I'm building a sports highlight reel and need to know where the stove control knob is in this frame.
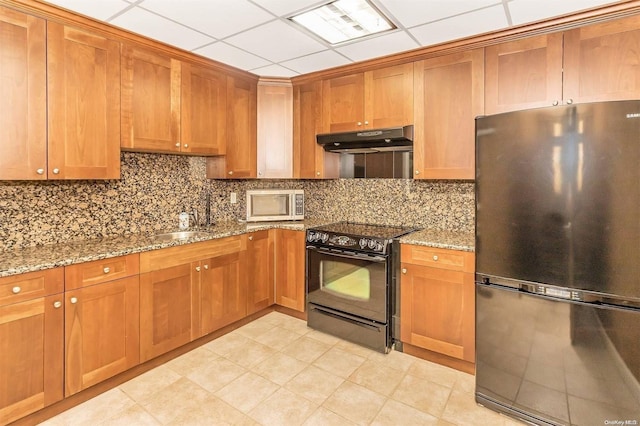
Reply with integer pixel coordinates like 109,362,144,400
375,242,384,252
359,238,367,249
321,233,329,243
307,232,314,242
368,240,376,249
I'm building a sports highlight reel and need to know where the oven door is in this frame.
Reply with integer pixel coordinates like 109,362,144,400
306,245,388,323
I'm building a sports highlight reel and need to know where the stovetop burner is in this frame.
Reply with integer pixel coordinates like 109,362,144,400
307,222,418,255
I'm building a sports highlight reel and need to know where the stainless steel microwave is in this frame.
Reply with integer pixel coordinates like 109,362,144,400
246,189,304,222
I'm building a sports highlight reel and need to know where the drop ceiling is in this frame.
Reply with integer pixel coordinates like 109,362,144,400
42,0,624,77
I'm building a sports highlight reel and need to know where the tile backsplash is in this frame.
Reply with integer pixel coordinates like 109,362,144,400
0,153,474,251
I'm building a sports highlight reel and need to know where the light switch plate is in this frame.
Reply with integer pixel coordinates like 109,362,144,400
230,192,237,204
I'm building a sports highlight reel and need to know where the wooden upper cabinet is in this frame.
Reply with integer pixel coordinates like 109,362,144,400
322,63,413,133
181,62,226,155
0,7,46,181
414,49,483,180
257,79,293,178
121,44,181,153
47,23,121,180
563,14,640,103
293,81,339,179
206,75,257,179
485,33,563,114
0,268,64,425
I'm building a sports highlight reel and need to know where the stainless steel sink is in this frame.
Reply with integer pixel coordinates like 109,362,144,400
154,231,212,241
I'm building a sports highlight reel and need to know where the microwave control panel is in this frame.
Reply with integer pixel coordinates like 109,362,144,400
295,194,304,215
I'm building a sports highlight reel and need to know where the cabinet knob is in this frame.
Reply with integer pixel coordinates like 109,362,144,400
228,171,233,175
316,171,321,176
203,264,209,270
70,297,78,304
103,267,110,274
552,100,559,106
402,268,407,274
195,266,201,272
53,301,62,309
364,120,369,125
36,168,44,175
415,170,420,175
357,122,362,126
175,142,180,147
183,144,189,148
12,286,21,294
566,99,573,105
258,171,263,176
52,168,60,174
433,255,439,261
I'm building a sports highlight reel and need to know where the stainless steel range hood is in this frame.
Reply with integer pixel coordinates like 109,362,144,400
317,125,413,153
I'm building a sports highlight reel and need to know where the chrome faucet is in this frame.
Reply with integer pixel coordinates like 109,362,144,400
189,209,199,229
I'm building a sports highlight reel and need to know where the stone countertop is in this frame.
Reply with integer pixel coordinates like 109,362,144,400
0,219,332,278
399,229,475,252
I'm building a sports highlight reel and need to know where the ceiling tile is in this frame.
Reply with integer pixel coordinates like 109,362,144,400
110,7,214,50
280,50,351,74
225,20,326,63
410,4,508,46
508,0,620,25
194,42,271,70
336,30,420,62
44,0,131,21
139,0,274,39
376,0,499,29
250,0,325,17
250,64,299,77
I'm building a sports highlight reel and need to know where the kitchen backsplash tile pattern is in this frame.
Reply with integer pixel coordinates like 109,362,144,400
0,153,474,251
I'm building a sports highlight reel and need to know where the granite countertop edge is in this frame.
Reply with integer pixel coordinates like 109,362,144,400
1,220,475,277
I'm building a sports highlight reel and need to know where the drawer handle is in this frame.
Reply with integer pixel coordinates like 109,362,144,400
53,301,62,309
12,286,21,294
433,255,438,261
103,267,110,274
402,268,407,274
70,297,78,304
203,264,209,270
248,235,253,241
195,266,201,272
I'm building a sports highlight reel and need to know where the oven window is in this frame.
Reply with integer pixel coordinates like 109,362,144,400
320,260,371,301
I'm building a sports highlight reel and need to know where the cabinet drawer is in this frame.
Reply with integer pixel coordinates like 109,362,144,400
65,254,139,290
0,268,64,306
401,244,474,273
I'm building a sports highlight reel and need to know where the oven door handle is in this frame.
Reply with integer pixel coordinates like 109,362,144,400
306,245,387,263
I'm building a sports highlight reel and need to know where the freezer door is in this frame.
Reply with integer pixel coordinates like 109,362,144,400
475,283,640,426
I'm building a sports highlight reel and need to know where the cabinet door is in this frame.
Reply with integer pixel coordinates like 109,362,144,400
0,7,46,181
47,23,120,180
246,231,274,315
485,33,563,114
564,14,640,103
400,264,475,362
121,44,180,153
275,229,305,312
257,81,293,178
198,252,246,336
140,264,193,362
293,81,339,179
0,294,64,424
364,63,413,129
322,73,365,132
414,49,483,180
181,62,226,155
64,276,139,396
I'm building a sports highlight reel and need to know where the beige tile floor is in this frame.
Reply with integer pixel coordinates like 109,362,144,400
40,312,525,426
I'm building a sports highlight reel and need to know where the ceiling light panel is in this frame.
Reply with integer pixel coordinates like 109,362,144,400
289,0,395,44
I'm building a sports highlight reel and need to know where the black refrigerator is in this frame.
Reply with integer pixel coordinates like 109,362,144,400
475,100,640,426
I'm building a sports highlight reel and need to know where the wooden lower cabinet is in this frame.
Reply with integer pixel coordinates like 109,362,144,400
0,268,64,426
400,244,475,364
139,263,195,362
196,251,247,337
64,275,140,396
246,230,274,315
274,229,306,312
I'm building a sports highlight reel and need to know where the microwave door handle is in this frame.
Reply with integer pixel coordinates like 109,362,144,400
306,245,387,263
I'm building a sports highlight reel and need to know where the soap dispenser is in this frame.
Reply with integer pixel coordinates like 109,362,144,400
179,208,189,230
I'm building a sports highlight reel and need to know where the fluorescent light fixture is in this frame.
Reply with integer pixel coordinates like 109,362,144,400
289,0,395,45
